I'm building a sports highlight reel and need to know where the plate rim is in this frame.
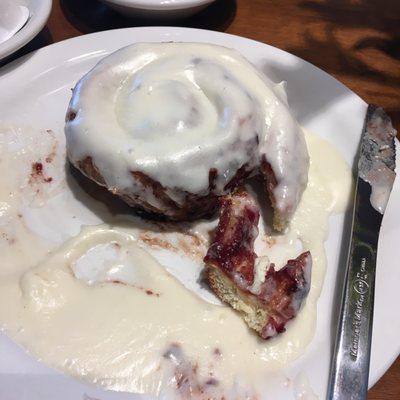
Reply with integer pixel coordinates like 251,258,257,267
0,26,366,110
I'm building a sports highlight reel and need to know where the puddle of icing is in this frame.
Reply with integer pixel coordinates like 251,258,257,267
0,123,352,398
293,372,319,400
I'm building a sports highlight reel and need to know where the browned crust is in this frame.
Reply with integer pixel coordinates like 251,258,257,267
206,266,269,334
260,157,286,231
77,156,106,186
73,152,288,227
74,156,253,221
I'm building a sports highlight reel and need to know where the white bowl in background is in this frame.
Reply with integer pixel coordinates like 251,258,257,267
0,0,52,62
99,0,218,19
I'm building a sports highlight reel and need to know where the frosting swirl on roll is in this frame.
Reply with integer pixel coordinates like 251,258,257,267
65,43,309,226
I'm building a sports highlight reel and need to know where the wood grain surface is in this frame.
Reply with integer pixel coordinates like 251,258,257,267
4,0,400,398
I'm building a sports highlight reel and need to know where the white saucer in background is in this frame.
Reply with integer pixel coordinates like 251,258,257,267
99,0,218,19
0,0,52,62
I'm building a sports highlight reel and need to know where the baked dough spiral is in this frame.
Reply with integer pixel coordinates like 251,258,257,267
65,42,309,227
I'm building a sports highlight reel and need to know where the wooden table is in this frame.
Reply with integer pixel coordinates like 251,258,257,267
8,0,400,398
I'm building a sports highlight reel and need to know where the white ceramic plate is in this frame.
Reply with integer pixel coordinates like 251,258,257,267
0,27,399,400
0,0,52,61
99,0,217,18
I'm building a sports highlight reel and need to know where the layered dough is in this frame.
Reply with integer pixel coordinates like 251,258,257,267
65,43,309,227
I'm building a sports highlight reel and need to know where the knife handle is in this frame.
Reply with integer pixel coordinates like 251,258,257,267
328,179,382,400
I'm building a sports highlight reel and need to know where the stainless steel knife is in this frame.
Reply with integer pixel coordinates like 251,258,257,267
328,105,397,400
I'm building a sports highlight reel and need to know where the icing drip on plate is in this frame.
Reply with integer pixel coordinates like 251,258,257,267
0,122,352,398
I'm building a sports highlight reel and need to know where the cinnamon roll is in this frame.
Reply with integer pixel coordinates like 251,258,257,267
65,43,309,228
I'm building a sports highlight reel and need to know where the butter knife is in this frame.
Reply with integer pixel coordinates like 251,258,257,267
328,105,397,400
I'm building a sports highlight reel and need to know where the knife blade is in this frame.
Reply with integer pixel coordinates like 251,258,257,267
327,104,397,400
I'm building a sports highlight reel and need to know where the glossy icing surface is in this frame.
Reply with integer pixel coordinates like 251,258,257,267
65,43,309,218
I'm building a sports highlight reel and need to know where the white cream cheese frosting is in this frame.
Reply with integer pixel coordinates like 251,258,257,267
65,43,309,220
